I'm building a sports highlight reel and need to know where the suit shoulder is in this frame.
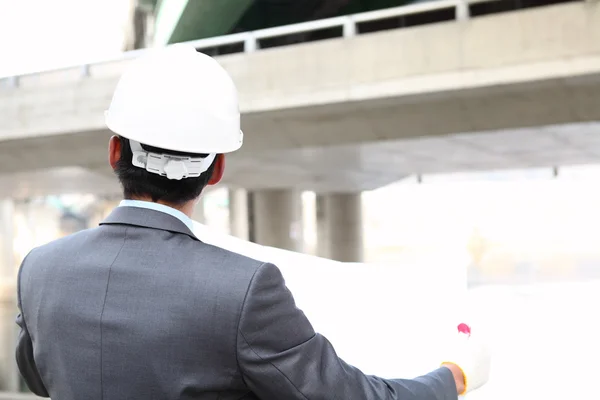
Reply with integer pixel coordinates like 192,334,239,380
25,227,104,261
193,240,266,275
189,228,274,274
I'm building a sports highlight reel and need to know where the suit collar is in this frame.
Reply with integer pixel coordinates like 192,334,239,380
100,206,199,240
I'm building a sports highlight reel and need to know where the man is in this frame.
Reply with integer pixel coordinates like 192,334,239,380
16,45,490,399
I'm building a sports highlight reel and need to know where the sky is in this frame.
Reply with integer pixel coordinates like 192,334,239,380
0,0,130,77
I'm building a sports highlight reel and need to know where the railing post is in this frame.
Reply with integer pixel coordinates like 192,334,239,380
343,16,357,38
244,34,258,53
456,0,470,21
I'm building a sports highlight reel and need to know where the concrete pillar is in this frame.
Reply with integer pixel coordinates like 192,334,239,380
0,200,15,279
193,198,205,224
316,193,364,262
0,199,19,391
315,195,329,259
228,189,249,240
251,189,303,252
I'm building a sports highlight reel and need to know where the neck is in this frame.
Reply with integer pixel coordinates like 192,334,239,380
127,197,197,219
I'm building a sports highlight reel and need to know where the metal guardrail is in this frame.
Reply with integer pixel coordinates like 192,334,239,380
0,0,496,88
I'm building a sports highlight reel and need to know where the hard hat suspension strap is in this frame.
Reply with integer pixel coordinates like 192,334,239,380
129,140,216,181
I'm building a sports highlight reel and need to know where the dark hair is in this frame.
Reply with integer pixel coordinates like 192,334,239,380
115,136,217,205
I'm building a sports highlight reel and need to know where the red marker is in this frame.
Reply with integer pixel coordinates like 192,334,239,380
458,323,471,337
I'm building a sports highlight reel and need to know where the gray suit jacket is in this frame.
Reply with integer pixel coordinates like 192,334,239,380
16,206,458,400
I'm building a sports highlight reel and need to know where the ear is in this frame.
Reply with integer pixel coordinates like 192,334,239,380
108,136,122,170
207,154,225,186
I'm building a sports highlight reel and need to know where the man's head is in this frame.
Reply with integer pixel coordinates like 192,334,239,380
108,135,224,205
103,44,243,208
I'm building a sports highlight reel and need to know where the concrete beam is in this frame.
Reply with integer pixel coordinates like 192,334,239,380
4,2,599,142
0,167,120,200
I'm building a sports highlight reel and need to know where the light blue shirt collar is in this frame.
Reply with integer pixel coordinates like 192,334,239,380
118,200,194,232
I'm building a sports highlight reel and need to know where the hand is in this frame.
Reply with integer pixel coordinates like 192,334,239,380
440,323,491,395
441,362,465,395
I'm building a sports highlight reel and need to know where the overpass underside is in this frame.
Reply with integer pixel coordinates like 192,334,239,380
0,1,599,197
153,0,424,46
153,0,254,45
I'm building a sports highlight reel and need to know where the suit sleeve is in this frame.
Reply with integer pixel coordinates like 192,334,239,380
15,256,49,398
236,262,458,400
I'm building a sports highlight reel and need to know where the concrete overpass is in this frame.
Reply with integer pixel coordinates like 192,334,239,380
1,1,599,193
0,0,599,257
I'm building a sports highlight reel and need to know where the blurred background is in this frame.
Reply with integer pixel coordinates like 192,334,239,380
0,0,599,398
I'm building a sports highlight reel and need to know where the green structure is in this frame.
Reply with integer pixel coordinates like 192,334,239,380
151,0,254,45
145,0,425,46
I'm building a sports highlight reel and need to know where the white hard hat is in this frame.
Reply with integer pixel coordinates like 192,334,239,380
105,44,243,155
